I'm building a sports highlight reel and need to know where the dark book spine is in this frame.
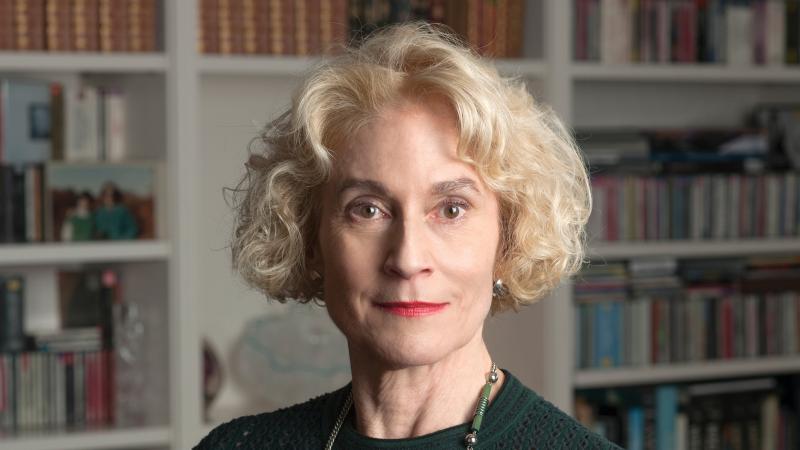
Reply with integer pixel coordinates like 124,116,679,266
788,0,799,64
64,352,74,426
0,277,26,352
11,167,26,242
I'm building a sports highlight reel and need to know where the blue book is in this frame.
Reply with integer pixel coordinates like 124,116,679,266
655,385,679,450
594,302,621,368
627,406,645,450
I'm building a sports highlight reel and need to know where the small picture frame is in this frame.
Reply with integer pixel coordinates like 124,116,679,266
45,161,163,242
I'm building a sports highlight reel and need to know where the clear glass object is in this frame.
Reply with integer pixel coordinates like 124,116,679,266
113,301,146,426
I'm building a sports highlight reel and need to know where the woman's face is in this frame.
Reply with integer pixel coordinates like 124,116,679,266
315,99,501,368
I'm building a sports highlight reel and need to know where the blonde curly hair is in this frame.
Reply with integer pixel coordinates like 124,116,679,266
230,22,591,314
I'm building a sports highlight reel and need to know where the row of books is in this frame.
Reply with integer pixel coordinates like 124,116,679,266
198,0,525,58
575,256,800,368
588,172,800,242
199,0,349,55
576,289,800,369
574,0,800,65
0,0,158,53
0,349,114,432
576,376,799,450
348,0,526,58
0,78,131,165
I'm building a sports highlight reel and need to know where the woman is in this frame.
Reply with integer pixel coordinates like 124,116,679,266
196,23,621,449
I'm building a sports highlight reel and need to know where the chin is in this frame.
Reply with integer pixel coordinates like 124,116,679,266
356,328,471,370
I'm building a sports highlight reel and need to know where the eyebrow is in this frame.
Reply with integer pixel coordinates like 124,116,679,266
336,177,481,198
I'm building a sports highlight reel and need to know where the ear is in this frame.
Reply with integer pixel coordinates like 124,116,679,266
306,239,324,276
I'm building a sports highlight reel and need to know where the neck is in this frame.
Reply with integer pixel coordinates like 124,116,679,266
347,330,505,439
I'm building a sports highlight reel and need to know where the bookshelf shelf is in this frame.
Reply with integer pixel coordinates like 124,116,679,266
574,356,800,389
571,62,800,84
0,52,169,73
0,426,172,450
0,241,171,266
199,55,547,78
588,238,800,261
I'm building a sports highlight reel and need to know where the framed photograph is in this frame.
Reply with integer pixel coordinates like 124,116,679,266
45,161,163,242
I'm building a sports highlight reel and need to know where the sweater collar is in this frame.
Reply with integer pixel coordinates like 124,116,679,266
320,368,530,448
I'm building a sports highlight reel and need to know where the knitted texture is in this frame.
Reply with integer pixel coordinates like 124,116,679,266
194,370,623,449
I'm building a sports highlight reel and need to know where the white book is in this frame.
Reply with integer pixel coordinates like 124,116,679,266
761,393,778,450
601,0,631,64
675,412,688,450
104,89,128,162
726,4,754,66
766,0,786,65
66,85,101,161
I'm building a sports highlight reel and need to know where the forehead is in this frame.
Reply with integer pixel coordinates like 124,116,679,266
329,99,475,184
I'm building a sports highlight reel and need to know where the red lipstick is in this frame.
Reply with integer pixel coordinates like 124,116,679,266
375,301,448,317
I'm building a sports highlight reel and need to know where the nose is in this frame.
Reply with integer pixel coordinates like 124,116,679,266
382,216,433,280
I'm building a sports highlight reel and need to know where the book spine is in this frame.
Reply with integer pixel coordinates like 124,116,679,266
199,0,219,53
501,0,525,58
104,89,126,162
45,0,71,51
480,0,496,56
295,0,309,56
1,277,25,352
72,0,100,52
788,0,799,64
99,0,128,52
0,0,13,49
13,0,46,51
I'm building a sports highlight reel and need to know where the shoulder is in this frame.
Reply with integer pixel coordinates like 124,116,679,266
527,395,623,449
193,389,337,450
493,372,623,449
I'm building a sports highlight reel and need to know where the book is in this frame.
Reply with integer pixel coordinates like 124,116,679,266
0,276,26,352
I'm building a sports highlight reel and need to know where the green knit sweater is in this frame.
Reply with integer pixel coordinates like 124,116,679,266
195,369,623,449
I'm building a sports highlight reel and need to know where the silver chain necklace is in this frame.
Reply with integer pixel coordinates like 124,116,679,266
324,363,499,450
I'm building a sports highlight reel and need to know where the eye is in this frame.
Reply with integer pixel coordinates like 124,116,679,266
439,200,469,220
349,202,384,220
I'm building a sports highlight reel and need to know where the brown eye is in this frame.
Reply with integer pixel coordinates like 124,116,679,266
443,205,461,219
440,200,468,220
354,204,380,218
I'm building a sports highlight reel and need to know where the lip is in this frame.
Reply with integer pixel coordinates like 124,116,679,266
374,301,449,317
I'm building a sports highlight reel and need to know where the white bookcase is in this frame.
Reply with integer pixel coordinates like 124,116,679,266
2,1,800,449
